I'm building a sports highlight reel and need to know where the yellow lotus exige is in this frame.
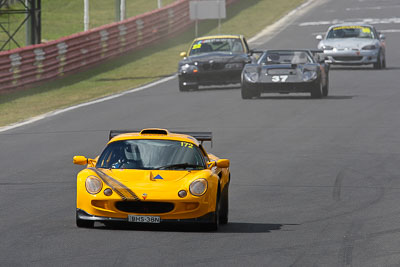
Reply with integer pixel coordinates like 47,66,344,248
73,128,230,230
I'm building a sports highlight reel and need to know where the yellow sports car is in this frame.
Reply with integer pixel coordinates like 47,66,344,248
73,128,230,230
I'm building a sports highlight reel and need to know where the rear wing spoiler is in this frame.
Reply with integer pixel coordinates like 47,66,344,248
310,49,328,62
249,50,264,55
310,49,324,55
109,129,213,145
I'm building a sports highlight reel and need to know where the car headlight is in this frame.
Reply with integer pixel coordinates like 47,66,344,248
302,70,317,82
180,64,198,73
322,45,333,50
243,69,259,83
225,63,243,69
362,45,377,50
189,179,208,196
85,176,103,194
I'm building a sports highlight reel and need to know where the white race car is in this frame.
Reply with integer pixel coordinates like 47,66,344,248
316,23,386,69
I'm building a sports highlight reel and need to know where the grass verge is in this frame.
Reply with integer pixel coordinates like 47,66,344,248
0,0,176,49
0,0,305,127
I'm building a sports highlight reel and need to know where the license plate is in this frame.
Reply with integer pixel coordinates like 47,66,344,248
128,215,161,224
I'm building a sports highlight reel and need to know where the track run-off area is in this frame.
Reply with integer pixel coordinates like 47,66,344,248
1,0,400,265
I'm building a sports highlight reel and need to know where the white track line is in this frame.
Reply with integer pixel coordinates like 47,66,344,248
0,75,176,133
249,0,323,44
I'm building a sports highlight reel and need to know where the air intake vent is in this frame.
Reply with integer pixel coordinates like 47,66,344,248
140,128,169,135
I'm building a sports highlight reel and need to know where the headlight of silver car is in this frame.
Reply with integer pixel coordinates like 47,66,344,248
302,70,317,82
243,69,259,83
362,45,377,50
225,63,243,69
189,178,208,196
85,176,103,194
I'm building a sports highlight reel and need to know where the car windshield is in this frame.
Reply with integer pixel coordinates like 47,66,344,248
327,26,375,39
262,51,312,65
96,139,206,170
189,38,244,55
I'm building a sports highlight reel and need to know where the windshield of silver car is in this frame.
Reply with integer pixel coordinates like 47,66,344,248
327,26,375,39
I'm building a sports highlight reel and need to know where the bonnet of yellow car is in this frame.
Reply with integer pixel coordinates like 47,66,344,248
97,168,211,184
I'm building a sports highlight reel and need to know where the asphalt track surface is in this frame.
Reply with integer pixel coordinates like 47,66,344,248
1,0,400,266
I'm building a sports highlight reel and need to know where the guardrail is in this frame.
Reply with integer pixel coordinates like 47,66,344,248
0,0,240,93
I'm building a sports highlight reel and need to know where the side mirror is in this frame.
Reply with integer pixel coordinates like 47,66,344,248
180,52,187,57
316,35,323,40
379,34,386,40
216,159,230,168
73,155,88,165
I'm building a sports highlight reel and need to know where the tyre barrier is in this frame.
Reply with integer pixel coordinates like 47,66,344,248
0,0,240,93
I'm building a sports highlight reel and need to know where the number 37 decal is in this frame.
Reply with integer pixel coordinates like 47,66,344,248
271,75,288,82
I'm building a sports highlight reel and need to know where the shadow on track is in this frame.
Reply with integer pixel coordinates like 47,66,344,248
329,66,400,71
253,95,354,100
94,221,296,233
199,85,241,91
96,75,173,81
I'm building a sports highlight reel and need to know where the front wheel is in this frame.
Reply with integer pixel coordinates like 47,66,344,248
179,77,189,92
76,218,94,228
241,82,260,99
219,189,229,225
311,81,323,99
203,198,220,231
373,51,384,69
322,75,329,97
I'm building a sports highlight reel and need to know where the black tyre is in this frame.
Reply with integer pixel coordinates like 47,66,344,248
203,197,220,231
311,81,323,99
219,189,229,225
382,54,386,69
76,218,94,228
241,82,260,99
178,78,189,92
322,75,329,97
373,52,383,69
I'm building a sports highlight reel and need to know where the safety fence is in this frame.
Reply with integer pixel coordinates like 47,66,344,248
0,0,240,93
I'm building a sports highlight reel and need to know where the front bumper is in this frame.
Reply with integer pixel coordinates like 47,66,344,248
77,209,215,224
179,69,242,86
323,50,379,65
244,80,319,94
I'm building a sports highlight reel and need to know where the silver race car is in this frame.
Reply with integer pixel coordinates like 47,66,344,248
241,50,329,99
316,23,386,69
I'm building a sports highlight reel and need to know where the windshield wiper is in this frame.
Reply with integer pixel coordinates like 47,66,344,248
155,163,203,170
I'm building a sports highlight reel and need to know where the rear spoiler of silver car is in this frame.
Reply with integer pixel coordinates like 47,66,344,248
109,129,212,145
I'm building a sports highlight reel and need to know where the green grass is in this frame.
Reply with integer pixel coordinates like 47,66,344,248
0,0,176,48
0,0,305,127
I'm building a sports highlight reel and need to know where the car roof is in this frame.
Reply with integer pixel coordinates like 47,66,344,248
109,129,201,146
328,23,375,29
193,35,242,42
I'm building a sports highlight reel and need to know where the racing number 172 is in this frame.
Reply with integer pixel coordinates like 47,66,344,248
181,142,193,149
